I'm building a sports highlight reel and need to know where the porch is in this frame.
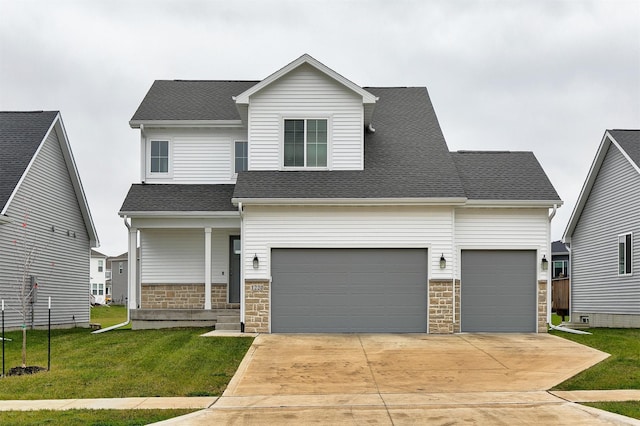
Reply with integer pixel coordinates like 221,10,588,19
131,308,240,330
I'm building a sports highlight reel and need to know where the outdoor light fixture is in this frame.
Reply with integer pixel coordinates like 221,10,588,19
439,254,446,269
253,254,259,269
541,255,549,271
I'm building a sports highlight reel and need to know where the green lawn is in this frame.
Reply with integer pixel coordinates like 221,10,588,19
90,304,129,329
550,328,640,390
551,328,640,420
0,409,195,426
0,327,253,399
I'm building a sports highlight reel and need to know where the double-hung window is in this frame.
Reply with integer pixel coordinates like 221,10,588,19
98,260,103,272
235,141,248,173
284,119,327,168
618,233,633,275
150,140,169,173
552,260,568,278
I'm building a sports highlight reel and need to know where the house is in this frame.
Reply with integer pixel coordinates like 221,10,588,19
90,249,107,304
563,130,639,328
551,240,570,279
120,54,561,333
0,111,99,329
105,249,139,305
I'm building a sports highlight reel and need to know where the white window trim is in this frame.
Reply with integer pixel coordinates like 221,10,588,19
280,116,332,170
146,138,173,178
618,232,633,276
233,140,249,176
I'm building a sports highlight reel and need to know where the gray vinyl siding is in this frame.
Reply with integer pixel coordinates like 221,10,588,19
0,128,90,328
572,143,640,315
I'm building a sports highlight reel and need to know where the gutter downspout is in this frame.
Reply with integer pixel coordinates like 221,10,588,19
92,215,132,334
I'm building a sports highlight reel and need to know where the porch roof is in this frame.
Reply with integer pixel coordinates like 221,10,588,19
119,184,236,214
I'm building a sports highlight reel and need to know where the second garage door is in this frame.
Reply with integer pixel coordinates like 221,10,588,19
461,250,537,332
271,248,428,333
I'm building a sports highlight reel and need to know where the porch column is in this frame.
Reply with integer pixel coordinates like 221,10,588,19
204,228,212,310
128,227,138,310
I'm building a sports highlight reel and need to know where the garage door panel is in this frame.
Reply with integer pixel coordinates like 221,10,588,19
271,248,427,333
461,250,536,333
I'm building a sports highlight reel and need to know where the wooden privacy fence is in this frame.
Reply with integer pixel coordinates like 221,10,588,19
552,278,570,320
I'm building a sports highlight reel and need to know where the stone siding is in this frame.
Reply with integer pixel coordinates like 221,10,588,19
211,284,240,310
538,280,548,333
244,279,270,333
141,284,204,309
428,280,460,334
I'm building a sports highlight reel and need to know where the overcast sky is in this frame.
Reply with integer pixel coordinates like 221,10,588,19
1,0,638,256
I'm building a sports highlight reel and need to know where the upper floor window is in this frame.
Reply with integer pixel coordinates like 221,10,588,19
618,233,633,275
118,262,123,274
284,119,327,168
235,141,248,173
552,260,567,278
98,260,103,272
150,140,169,173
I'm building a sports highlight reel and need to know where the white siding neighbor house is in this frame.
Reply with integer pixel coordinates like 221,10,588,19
0,111,99,329
90,249,108,305
564,130,640,328
120,54,562,333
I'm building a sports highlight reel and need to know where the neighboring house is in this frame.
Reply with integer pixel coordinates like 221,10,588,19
0,111,99,329
551,240,570,279
564,129,640,328
90,249,107,304
106,249,139,305
120,54,561,333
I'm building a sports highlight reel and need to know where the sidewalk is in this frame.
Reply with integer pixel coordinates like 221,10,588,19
0,397,217,411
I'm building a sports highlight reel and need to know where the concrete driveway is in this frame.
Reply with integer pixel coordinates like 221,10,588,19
156,333,639,425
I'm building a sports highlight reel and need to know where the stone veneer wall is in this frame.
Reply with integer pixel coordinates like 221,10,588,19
141,284,204,309
244,279,270,332
428,280,461,334
141,283,240,310
538,280,548,333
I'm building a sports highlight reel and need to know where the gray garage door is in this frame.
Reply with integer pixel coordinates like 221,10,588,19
271,248,428,333
461,250,537,332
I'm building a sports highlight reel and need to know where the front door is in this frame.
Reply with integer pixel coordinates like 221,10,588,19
229,236,241,304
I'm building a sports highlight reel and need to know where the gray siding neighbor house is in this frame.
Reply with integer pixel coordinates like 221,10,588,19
106,249,139,305
121,55,561,333
0,111,99,329
564,130,640,327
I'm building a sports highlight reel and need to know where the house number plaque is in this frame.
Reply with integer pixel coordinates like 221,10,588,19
251,284,264,291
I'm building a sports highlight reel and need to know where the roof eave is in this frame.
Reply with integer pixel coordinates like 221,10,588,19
231,197,468,206
129,120,244,129
464,199,563,208
119,210,240,218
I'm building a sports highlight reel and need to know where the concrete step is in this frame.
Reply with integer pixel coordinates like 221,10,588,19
215,322,242,331
559,322,591,330
217,314,241,323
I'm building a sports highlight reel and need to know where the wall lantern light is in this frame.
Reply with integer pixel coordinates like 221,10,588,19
439,254,446,269
253,254,259,269
541,255,549,271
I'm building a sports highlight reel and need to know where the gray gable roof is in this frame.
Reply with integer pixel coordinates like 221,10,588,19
0,111,59,211
120,184,236,213
130,80,258,122
450,151,561,201
233,87,467,200
552,240,569,255
609,129,640,169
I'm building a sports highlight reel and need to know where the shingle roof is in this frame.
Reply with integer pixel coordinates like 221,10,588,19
552,240,569,254
120,184,236,213
0,111,58,211
233,87,467,200
130,80,258,122
609,129,640,169
450,151,561,201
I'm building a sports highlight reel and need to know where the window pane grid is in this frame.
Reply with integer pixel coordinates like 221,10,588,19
150,140,169,173
284,119,327,168
235,141,248,172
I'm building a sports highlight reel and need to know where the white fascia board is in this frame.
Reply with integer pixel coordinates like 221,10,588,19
118,210,240,218
234,54,378,105
129,120,244,129
463,199,564,208
563,131,612,242
231,197,468,206
54,115,100,248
